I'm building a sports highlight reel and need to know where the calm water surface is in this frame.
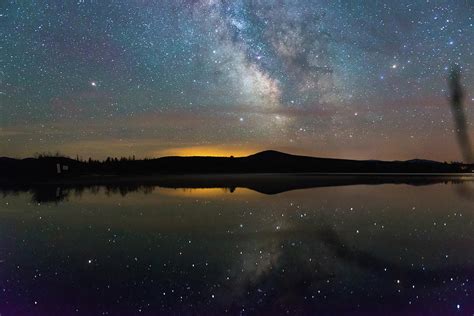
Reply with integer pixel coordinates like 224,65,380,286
1,181,474,315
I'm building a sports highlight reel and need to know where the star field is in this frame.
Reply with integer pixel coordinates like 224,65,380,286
1,0,473,160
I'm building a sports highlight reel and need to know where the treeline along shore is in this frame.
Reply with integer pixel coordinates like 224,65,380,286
1,150,473,182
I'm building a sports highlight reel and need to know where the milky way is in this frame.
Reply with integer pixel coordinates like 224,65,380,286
1,1,473,160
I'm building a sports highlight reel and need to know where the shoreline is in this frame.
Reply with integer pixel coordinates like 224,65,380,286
2,172,474,184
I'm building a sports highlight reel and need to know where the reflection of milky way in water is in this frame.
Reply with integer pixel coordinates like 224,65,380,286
1,183,474,315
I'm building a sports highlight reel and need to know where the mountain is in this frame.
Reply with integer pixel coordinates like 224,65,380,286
0,150,472,181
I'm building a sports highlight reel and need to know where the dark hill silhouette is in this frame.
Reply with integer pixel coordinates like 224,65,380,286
1,150,473,181
248,150,294,158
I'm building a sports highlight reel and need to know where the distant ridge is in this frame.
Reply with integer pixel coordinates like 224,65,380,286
405,159,442,164
248,150,295,158
0,150,473,181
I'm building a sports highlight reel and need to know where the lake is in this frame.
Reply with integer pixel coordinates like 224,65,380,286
1,177,473,315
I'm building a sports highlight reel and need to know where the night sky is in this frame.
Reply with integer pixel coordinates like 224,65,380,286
1,1,473,161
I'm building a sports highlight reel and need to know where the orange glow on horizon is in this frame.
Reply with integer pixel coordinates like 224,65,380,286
155,146,258,158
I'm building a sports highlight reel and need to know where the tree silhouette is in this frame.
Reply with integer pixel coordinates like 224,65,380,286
449,65,473,163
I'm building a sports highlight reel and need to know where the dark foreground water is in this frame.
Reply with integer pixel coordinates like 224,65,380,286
1,178,474,315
